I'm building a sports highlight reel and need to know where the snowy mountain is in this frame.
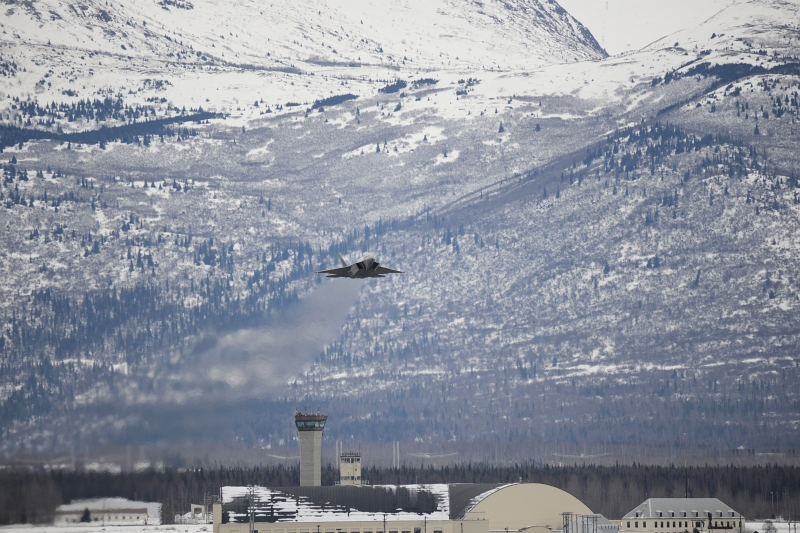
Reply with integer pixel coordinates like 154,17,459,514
0,0,604,118
1,0,799,465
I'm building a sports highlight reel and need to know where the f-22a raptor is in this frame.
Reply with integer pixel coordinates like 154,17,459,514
317,252,404,279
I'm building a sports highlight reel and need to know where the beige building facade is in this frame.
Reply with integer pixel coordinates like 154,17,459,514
55,508,148,525
338,452,363,486
616,498,744,533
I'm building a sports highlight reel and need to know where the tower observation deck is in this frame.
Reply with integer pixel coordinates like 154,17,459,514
294,412,327,487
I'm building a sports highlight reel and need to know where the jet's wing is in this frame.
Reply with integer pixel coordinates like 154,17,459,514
316,266,351,277
374,265,404,275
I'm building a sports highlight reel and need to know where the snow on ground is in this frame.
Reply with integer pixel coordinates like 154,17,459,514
645,0,800,57
747,523,799,533
222,484,451,523
0,520,795,533
0,526,208,533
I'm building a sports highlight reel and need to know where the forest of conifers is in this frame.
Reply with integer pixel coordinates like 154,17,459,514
1,464,798,526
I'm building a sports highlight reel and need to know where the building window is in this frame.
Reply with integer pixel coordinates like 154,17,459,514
635,523,639,528
628,523,631,528
644,523,647,528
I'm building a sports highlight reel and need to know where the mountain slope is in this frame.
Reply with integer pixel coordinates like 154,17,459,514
0,0,605,103
1,0,799,463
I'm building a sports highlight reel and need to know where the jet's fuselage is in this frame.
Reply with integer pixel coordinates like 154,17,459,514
316,252,403,279
347,254,377,278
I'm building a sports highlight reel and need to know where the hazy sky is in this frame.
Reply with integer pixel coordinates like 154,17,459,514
557,0,737,55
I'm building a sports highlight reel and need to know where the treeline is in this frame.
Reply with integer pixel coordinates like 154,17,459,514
0,110,218,151
0,262,299,428
577,122,799,212
2,464,798,525
654,61,800,95
13,96,158,126
312,93,357,110
0,53,18,77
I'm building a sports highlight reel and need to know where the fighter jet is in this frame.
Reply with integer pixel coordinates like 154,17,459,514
316,252,404,279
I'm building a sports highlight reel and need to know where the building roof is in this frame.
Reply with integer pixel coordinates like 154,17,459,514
221,483,592,528
622,499,742,520
221,484,507,524
448,484,506,520
56,508,148,515
465,483,593,532
56,498,160,517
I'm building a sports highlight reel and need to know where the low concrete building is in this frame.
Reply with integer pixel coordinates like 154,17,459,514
564,514,620,533
617,499,744,533
213,483,598,533
54,497,160,525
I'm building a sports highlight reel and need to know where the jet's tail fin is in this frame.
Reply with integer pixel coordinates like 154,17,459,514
338,253,349,267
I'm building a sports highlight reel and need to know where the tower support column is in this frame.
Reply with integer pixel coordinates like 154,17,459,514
294,412,327,487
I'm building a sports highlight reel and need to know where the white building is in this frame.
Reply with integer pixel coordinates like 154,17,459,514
53,498,161,525
338,452,363,486
617,498,744,533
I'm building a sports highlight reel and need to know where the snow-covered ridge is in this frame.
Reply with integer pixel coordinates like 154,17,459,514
645,0,800,58
0,0,604,71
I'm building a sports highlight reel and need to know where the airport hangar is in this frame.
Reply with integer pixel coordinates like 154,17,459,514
212,413,616,533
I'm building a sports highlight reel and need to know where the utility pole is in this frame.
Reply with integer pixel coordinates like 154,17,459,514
248,485,255,533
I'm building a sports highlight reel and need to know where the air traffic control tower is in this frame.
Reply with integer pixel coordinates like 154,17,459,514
294,411,327,486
